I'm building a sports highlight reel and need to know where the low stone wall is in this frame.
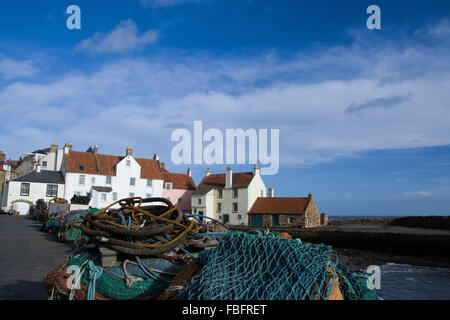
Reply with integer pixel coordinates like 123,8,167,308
388,216,450,230
231,225,450,262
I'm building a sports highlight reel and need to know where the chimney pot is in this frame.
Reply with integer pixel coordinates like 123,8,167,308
269,188,274,198
153,153,159,161
93,145,98,154
225,167,233,189
126,146,133,156
205,168,211,177
187,167,192,177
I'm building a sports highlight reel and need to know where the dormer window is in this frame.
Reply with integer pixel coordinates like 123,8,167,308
79,164,84,171
218,189,223,199
126,160,131,167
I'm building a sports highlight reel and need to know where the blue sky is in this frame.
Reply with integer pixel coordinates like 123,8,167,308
1,0,450,215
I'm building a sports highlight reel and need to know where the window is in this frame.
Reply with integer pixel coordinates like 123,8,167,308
79,164,84,171
126,160,131,167
237,215,242,220
112,192,118,201
261,190,264,197
20,183,30,196
42,161,47,167
46,184,58,197
147,179,152,187
101,193,107,202
194,208,197,214
146,194,152,199
166,182,173,190
79,175,85,185
218,189,223,199
106,176,111,184
233,188,238,198
129,192,135,197
289,217,295,224
178,198,182,205
91,177,96,185
232,202,238,213
130,178,136,186
198,198,201,205
217,203,222,213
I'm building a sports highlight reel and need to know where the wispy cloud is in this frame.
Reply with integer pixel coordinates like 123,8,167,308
345,94,410,114
1,18,450,168
401,190,432,197
76,20,158,54
0,54,39,80
139,0,206,8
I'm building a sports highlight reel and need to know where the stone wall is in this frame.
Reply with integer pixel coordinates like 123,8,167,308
304,196,321,228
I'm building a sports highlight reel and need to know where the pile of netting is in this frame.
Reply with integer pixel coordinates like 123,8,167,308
43,248,189,300
177,232,378,300
57,208,99,243
41,210,67,233
44,197,228,300
79,197,200,256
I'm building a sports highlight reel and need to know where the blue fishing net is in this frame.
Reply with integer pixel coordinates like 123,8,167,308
180,232,377,300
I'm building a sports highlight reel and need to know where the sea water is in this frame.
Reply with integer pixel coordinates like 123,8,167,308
375,263,450,300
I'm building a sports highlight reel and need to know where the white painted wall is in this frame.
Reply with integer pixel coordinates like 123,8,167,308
2,180,65,214
63,155,164,207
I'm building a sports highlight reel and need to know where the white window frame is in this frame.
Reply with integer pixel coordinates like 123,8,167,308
232,202,238,213
126,160,131,167
130,177,136,186
106,176,112,185
147,179,152,187
79,175,85,186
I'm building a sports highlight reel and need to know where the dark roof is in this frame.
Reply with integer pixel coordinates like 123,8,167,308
192,186,214,196
92,186,113,193
248,197,311,215
13,170,65,184
198,172,254,188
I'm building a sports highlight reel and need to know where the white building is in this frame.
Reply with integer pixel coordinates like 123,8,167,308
61,144,164,208
191,165,267,225
1,166,65,215
14,142,64,178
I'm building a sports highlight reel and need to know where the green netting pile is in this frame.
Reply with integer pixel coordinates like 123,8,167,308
59,208,99,243
179,232,378,300
61,249,187,300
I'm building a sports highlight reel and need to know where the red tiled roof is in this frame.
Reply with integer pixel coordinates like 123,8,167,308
162,170,196,191
248,197,310,215
198,172,254,188
65,151,163,179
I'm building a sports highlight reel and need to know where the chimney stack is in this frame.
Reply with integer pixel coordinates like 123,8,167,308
93,145,98,154
205,168,211,177
64,142,72,154
50,142,58,153
225,166,232,189
269,188,274,198
153,153,159,161
36,165,41,173
126,146,133,156
187,167,192,177
253,164,260,176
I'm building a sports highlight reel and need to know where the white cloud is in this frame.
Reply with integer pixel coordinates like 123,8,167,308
139,0,205,7
1,19,450,169
76,20,158,54
0,55,38,80
401,190,432,197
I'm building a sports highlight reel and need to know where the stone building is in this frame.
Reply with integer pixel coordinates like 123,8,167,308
248,193,323,228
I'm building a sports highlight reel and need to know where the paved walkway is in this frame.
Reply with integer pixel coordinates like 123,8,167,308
0,215,71,300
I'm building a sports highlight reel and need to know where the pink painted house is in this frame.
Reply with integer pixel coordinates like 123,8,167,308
161,167,196,213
